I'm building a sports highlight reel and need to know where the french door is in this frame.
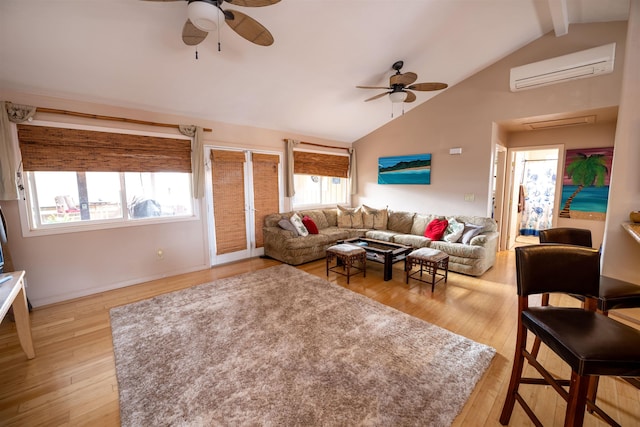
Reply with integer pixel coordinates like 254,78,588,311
206,148,282,265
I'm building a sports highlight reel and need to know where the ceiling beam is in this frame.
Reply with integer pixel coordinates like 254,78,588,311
548,0,569,36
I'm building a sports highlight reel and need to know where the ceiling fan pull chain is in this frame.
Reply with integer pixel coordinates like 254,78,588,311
217,7,222,52
195,47,199,60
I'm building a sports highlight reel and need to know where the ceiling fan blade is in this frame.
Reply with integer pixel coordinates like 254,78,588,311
356,86,392,90
404,91,417,103
225,0,281,6
224,9,274,46
390,72,417,86
182,19,208,46
364,92,390,102
407,82,448,91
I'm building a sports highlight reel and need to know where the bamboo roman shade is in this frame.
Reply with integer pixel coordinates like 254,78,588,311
251,153,280,249
17,124,191,172
293,151,349,178
210,150,247,255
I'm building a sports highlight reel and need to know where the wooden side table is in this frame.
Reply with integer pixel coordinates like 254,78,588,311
405,248,449,292
0,271,35,359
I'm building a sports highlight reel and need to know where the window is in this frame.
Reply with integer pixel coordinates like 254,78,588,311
26,171,193,228
17,123,194,232
291,150,350,208
292,175,348,207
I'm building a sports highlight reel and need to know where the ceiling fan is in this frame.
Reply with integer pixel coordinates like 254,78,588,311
142,0,280,47
357,61,448,103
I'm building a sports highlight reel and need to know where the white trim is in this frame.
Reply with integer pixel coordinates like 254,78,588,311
503,144,564,250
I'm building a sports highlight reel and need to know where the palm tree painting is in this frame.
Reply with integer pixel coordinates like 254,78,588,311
559,147,613,220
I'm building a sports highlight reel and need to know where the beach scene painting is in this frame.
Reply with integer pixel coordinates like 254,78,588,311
559,147,613,221
378,153,431,185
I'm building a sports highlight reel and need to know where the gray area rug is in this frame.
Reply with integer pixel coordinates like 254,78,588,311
110,264,495,426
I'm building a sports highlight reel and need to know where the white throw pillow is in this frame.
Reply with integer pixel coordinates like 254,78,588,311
443,218,464,243
290,213,309,237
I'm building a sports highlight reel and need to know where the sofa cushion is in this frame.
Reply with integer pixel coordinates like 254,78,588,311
318,227,350,242
392,234,431,248
387,210,415,234
290,213,309,237
337,205,364,228
302,216,319,234
365,230,397,242
443,218,464,243
362,205,388,230
410,214,435,236
300,209,329,229
323,209,338,227
424,218,449,241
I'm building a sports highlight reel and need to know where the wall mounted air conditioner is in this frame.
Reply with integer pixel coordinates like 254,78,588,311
510,43,615,91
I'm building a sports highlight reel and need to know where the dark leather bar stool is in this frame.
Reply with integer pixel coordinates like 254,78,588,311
536,227,640,405
539,227,592,247
500,245,640,427
537,227,640,318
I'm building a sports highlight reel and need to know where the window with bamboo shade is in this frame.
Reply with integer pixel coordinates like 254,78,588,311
292,150,349,207
16,124,194,232
17,125,191,173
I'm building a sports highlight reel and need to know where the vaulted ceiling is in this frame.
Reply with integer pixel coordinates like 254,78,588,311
0,0,630,142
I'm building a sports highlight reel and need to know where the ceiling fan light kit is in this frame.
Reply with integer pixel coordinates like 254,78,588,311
357,60,448,105
142,0,279,48
187,1,219,32
389,91,407,103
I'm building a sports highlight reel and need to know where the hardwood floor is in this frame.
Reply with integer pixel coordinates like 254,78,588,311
1,251,638,426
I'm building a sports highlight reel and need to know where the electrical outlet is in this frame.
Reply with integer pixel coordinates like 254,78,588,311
464,193,475,202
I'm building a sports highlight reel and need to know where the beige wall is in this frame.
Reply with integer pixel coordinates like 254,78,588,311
354,18,639,284
602,1,640,283
0,92,348,306
505,122,617,249
353,22,626,218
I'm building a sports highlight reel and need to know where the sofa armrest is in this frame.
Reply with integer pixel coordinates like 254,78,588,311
470,231,499,248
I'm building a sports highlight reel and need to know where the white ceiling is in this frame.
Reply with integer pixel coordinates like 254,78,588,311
0,0,630,143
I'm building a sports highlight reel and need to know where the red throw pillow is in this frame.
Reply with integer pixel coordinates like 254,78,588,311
302,215,319,234
424,218,449,240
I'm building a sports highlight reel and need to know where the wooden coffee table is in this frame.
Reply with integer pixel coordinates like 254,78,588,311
338,237,412,281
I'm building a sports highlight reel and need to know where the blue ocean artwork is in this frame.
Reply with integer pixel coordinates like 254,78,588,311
378,154,431,185
560,185,609,213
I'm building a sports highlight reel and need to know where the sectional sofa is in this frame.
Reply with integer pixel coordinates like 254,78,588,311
263,206,499,276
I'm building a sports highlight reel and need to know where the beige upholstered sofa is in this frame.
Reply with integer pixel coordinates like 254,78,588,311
263,206,499,276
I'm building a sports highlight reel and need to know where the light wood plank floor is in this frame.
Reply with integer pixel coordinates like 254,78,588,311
1,251,638,426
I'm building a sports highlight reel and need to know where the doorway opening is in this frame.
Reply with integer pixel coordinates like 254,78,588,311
504,146,563,250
